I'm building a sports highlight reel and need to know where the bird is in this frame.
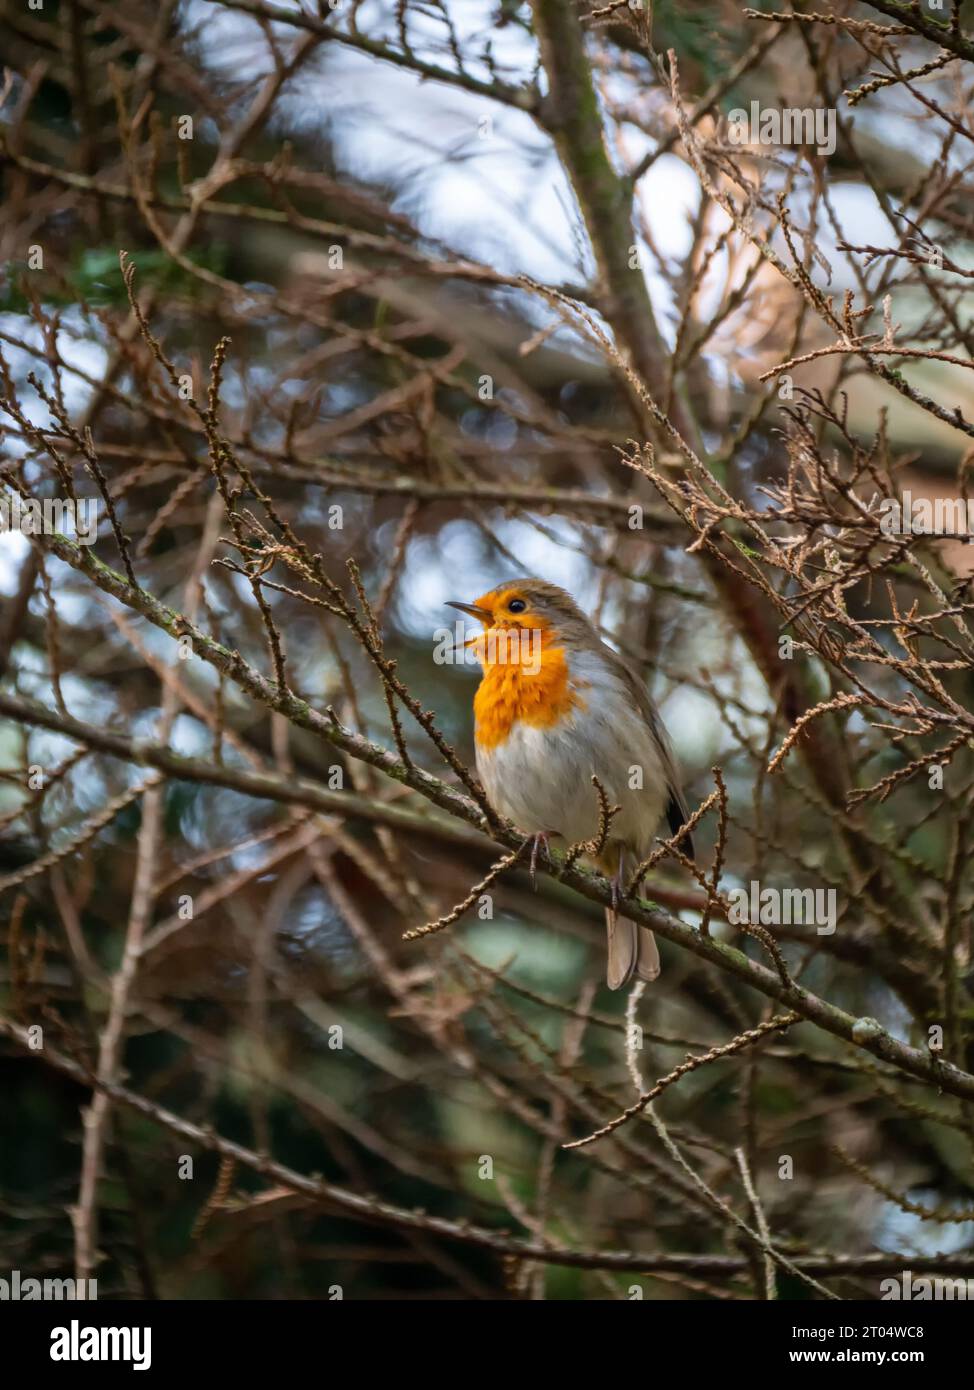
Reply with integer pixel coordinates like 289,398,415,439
446,578,693,990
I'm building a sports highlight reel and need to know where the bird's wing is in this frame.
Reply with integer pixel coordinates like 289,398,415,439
599,640,695,858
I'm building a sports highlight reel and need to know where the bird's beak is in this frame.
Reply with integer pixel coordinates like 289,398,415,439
445,600,491,622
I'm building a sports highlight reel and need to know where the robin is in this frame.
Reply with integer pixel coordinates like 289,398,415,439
447,578,693,990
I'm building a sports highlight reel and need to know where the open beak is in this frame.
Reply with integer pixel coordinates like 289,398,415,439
445,600,491,622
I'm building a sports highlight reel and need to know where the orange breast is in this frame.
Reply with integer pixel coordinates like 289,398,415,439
473,641,583,750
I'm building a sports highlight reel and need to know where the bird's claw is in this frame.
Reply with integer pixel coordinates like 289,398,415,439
526,831,551,890
609,857,626,913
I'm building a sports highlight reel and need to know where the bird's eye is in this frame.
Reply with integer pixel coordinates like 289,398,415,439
508,598,526,613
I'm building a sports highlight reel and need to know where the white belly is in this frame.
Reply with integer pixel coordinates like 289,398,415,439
475,656,668,855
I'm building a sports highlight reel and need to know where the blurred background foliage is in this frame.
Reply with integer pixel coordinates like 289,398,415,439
1,0,974,1300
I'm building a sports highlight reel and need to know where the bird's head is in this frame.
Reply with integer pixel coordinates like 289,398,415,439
446,578,594,663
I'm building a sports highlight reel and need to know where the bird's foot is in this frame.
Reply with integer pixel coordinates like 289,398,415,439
524,831,552,890
609,852,631,914
609,860,624,914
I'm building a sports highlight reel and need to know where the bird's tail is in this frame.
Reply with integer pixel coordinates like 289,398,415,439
605,908,660,990
600,842,660,990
